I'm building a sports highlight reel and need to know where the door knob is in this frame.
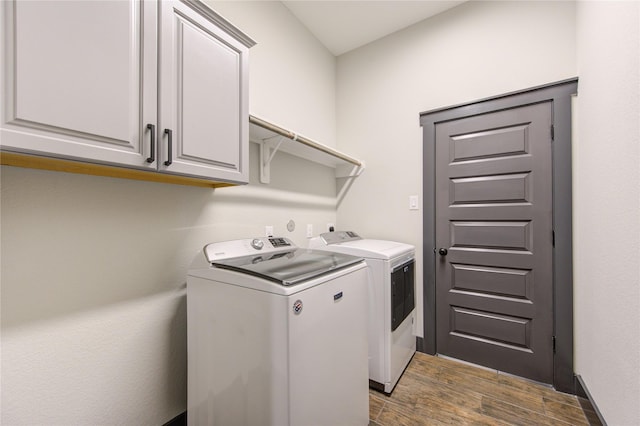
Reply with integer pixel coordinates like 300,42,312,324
438,248,448,256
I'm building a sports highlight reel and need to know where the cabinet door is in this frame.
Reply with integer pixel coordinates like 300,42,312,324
158,1,249,183
0,0,157,168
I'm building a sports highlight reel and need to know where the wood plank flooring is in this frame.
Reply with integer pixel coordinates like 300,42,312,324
369,352,590,425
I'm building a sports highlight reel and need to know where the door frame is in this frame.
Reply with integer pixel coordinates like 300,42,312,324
419,78,578,393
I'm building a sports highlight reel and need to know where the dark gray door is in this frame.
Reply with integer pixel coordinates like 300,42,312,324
435,102,554,384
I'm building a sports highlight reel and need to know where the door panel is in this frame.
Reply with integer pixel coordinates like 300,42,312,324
450,307,531,349
180,16,239,165
449,125,529,162
451,264,531,299
435,102,553,384
450,173,531,204
451,221,532,251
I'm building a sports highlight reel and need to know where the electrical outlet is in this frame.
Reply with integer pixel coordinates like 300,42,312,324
265,225,274,237
327,223,335,232
306,224,313,238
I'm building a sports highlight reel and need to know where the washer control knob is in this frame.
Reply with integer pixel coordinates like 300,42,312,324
251,238,264,250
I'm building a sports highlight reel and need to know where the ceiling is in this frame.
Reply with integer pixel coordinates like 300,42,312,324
282,1,466,56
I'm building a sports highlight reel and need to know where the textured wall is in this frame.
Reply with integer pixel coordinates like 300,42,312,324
574,1,640,424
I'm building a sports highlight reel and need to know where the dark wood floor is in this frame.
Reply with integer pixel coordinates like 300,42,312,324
369,352,590,425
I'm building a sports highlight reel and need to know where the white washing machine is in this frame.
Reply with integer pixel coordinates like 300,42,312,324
187,237,369,426
309,231,416,394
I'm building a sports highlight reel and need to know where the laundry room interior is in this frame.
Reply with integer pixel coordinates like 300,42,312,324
1,1,638,425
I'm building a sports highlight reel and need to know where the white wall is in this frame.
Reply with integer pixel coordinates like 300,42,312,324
574,1,640,424
0,2,338,424
208,0,337,147
335,0,577,337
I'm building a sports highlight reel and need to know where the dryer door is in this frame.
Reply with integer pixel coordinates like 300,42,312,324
391,259,415,331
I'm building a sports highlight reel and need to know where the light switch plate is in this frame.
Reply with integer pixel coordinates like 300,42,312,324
409,195,419,210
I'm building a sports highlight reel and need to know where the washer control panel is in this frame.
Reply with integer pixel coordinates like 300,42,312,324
251,238,265,250
268,237,291,247
204,237,295,262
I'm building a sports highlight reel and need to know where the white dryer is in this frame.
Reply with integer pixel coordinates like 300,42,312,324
309,231,416,394
187,237,369,425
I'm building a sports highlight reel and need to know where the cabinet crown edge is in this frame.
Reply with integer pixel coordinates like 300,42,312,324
185,0,256,48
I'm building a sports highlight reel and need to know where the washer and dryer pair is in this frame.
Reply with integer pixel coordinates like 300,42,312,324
309,230,416,394
186,231,416,425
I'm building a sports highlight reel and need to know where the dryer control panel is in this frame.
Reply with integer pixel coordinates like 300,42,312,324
319,231,361,245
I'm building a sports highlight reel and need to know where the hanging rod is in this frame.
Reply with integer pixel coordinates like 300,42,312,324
249,115,363,167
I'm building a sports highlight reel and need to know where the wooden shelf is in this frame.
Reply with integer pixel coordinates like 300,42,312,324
248,115,365,183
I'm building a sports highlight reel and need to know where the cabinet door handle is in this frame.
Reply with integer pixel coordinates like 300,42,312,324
164,128,172,166
145,123,155,163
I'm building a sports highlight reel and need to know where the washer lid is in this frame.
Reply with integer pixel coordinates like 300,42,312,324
211,249,363,286
310,232,414,259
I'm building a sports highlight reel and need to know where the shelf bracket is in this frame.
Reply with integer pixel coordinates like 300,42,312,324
336,163,365,206
259,136,285,184
335,163,365,179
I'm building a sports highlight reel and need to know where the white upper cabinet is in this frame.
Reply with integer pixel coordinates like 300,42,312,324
0,0,253,184
0,0,154,167
157,1,251,182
